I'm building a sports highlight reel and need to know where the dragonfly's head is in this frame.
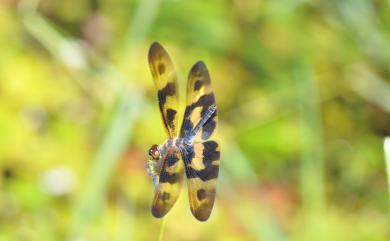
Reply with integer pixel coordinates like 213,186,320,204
148,144,161,161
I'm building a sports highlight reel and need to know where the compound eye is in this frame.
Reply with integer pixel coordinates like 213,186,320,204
148,144,160,160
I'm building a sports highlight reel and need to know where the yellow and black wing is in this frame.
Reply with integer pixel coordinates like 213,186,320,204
180,61,220,221
151,146,184,218
148,42,180,138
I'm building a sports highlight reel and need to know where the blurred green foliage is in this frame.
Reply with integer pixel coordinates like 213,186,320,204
0,0,390,240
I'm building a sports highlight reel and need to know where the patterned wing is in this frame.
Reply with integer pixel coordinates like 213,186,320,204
180,61,218,142
148,42,180,138
151,146,184,218
181,141,220,221
180,61,220,221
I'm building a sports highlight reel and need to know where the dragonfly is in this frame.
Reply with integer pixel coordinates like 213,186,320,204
145,42,220,221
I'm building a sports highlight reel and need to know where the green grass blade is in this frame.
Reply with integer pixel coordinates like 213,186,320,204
70,89,143,239
294,63,326,241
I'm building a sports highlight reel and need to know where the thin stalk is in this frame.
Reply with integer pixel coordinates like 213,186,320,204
294,63,326,241
157,217,167,241
295,64,325,211
384,137,390,211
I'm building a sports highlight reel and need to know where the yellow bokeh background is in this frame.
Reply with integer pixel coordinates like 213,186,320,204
0,0,390,240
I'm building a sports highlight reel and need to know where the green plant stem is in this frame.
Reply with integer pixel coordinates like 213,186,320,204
157,217,167,241
384,137,390,211
294,63,325,241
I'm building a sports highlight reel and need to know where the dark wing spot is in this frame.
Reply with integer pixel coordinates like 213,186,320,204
157,82,176,106
192,163,219,181
148,42,163,61
151,206,165,218
181,144,218,181
159,169,179,184
183,93,214,118
183,105,193,119
191,61,211,85
158,63,165,75
203,141,220,163
166,109,177,129
161,192,170,201
194,80,203,91
197,93,215,109
167,153,180,166
202,118,216,140
197,189,207,201
180,145,195,177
